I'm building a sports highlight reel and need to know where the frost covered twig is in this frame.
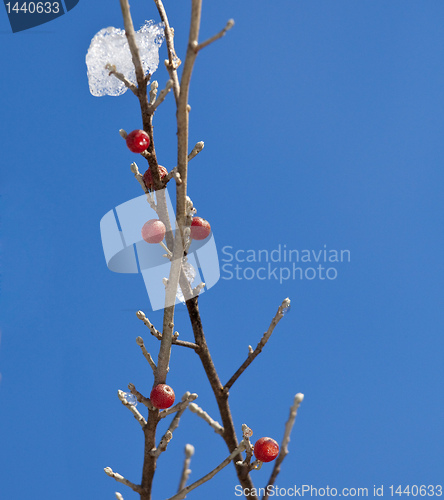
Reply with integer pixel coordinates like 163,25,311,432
135,337,157,373
177,444,195,493
118,390,147,427
196,19,235,52
167,440,247,500
262,393,304,499
188,402,224,435
104,467,142,494
223,298,291,392
160,391,198,418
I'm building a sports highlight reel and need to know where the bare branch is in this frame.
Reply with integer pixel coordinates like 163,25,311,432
136,310,162,340
104,467,142,494
105,64,138,94
135,337,157,373
188,402,224,435
150,430,173,458
128,382,155,410
164,141,205,185
119,0,146,89
177,444,195,492
153,0,181,102
149,80,158,103
196,19,235,52
130,162,149,194
167,441,247,500
159,392,198,418
223,298,291,392
151,79,173,111
188,141,204,161
263,393,305,499
118,390,147,427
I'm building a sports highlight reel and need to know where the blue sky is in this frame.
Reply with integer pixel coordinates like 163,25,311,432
1,1,443,499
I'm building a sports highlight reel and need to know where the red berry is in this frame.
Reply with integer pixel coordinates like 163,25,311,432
143,165,168,191
150,384,175,409
126,129,150,153
253,437,280,463
141,219,166,244
190,217,211,240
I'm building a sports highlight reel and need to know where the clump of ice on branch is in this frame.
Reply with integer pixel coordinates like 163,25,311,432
86,20,165,96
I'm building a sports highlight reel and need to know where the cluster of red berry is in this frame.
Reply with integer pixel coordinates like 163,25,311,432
128,129,279,464
141,216,211,244
150,383,279,462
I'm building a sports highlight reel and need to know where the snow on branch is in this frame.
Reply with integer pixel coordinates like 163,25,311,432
224,298,291,392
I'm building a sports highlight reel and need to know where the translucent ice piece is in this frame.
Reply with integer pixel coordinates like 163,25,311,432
176,260,196,303
86,20,164,97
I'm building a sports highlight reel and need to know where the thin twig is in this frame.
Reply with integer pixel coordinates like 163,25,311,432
153,0,181,102
151,79,173,111
262,393,304,500
159,392,198,418
164,141,205,184
105,64,138,94
196,19,235,52
177,444,195,492
118,390,147,427
223,298,291,392
128,382,155,410
150,430,173,458
135,337,157,373
136,310,162,339
166,441,247,500
119,0,146,89
104,467,142,494
188,402,224,435
149,81,158,103
130,162,149,194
